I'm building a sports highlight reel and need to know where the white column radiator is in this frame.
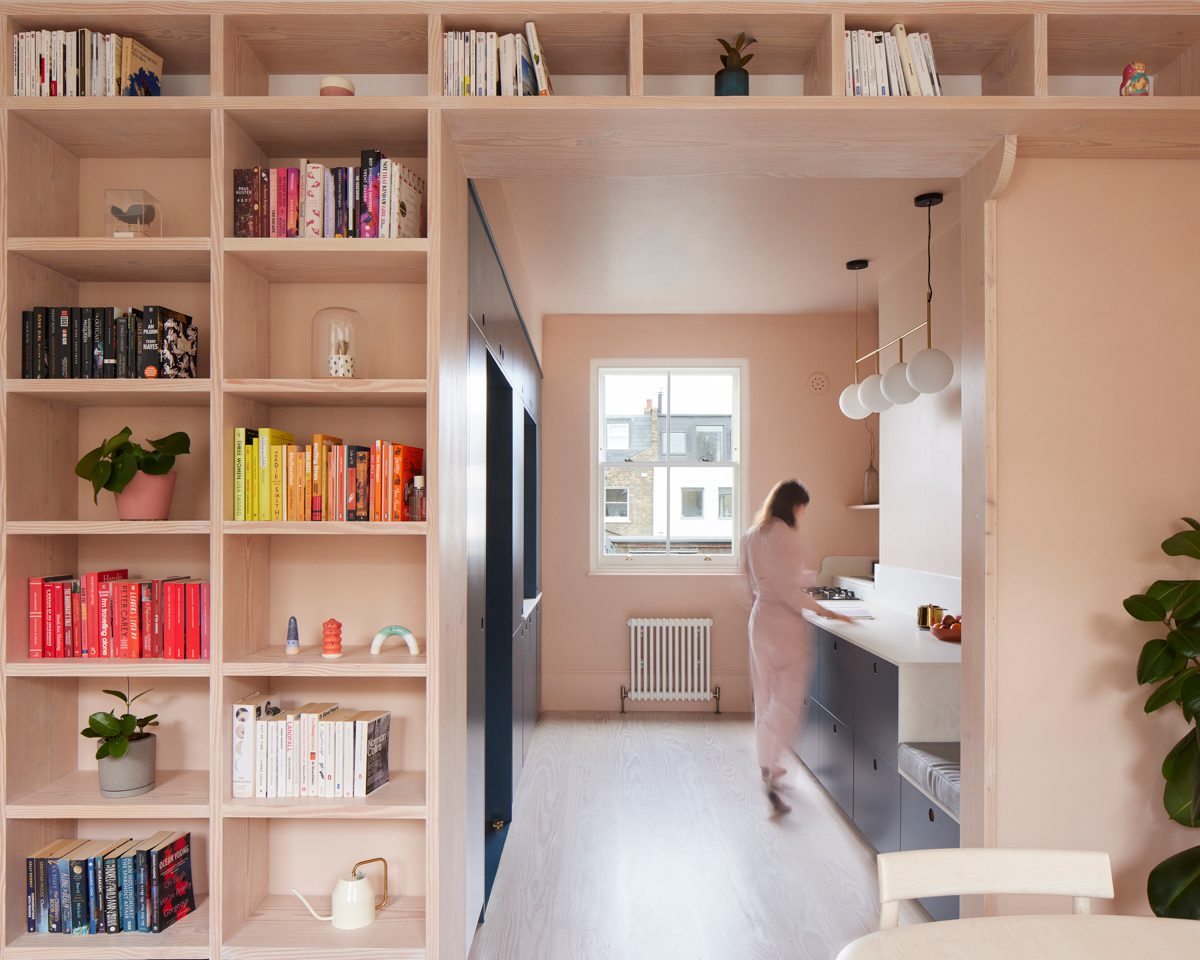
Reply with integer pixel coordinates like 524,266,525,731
621,618,720,714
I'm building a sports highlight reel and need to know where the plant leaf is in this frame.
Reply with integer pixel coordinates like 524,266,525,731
1147,668,1199,713
1150,580,1189,611
139,454,175,476
107,736,129,759
1164,531,1200,560
100,427,133,457
735,31,745,49
1194,752,1200,825
1184,518,1200,531
1148,844,1200,918
80,728,100,738
740,53,754,68
1174,582,1200,621
95,741,110,760
119,713,137,737
720,54,728,67
107,449,138,493
1138,639,1184,685
139,713,158,724
102,689,128,703
717,38,733,55
88,711,121,737
90,459,112,504
1125,594,1167,622
1168,629,1200,659
148,431,190,457
75,448,103,480
1183,678,1200,721
1164,728,1198,780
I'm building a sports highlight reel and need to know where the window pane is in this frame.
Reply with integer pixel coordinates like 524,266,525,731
668,372,734,461
668,467,735,555
718,487,733,519
669,432,686,455
602,465,666,554
602,372,665,462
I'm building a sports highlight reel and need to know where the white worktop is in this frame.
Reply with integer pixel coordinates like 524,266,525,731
804,601,962,667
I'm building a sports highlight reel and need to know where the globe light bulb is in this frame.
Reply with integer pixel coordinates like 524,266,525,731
906,347,954,394
839,383,870,420
881,361,920,404
858,373,893,413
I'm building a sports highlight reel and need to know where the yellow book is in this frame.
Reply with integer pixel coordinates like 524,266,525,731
248,438,258,521
270,444,284,521
258,429,295,523
304,445,313,521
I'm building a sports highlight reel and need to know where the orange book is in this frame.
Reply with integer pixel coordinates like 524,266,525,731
370,441,381,521
391,445,424,521
304,445,313,520
311,434,342,521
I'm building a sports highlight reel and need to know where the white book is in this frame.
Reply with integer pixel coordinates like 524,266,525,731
316,716,328,796
884,34,903,96
266,719,278,798
277,719,287,797
50,30,59,96
379,158,390,239
855,31,868,96
487,32,497,96
13,33,19,97
476,31,484,96
341,712,360,799
323,168,334,238
442,32,447,94
890,24,921,97
82,29,91,96
525,21,551,95
872,33,888,96
105,35,113,96
843,30,852,96
400,165,421,239
320,709,358,796
863,31,876,96
908,32,935,96
333,718,344,797
232,693,269,799
66,31,75,96
37,30,47,96
285,711,301,797
389,161,400,238
304,162,323,238
255,718,268,796
354,715,369,797
921,33,942,95
499,34,514,96
468,29,475,96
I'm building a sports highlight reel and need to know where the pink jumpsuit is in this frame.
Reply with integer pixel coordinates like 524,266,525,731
737,518,818,788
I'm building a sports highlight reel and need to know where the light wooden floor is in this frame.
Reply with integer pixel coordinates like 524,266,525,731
469,711,927,960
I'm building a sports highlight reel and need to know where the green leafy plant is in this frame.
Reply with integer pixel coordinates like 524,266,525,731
717,32,756,71
80,686,158,760
1126,516,1200,918
74,427,190,504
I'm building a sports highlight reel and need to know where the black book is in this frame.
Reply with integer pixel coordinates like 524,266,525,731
115,313,127,379
151,832,195,933
102,308,116,378
140,306,163,379
331,167,343,237
69,307,81,378
80,308,94,379
53,308,71,379
129,308,143,378
22,310,33,379
352,166,361,238
32,306,47,379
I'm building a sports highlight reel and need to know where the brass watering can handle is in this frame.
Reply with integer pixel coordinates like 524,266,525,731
353,858,387,909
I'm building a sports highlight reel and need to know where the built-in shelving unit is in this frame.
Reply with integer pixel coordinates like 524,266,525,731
0,3,1191,958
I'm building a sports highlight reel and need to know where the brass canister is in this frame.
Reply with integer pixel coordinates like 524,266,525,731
917,604,944,628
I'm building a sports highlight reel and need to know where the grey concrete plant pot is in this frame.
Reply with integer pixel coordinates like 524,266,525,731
97,733,157,798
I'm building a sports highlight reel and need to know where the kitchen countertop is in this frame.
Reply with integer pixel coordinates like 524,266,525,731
803,601,962,668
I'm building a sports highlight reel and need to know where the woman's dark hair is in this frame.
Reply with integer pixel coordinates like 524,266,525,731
754,479,811,529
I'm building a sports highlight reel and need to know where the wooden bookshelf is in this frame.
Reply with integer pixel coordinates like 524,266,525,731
0,3,1193,959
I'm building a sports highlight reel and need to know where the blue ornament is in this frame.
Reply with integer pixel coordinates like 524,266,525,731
286,616,300,655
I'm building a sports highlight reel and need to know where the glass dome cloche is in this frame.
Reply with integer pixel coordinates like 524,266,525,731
311,306,368,379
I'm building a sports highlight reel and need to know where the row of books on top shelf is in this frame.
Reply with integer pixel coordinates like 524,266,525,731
235,429,425,522
232,694,392,799
442,22,551,96
25,832,195,936
233,154,426,240
845,25,943,97
28,571,210,660
13,29,163,97
20,306,198,381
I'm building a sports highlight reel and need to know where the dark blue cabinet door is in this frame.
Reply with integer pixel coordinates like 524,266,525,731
818,629,855,726
899,776,961,920
852,736,901,854
817,705,854,816
795,693,819,773
853,645,899,762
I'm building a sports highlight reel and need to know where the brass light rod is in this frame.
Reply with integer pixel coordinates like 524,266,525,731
855,319,928,366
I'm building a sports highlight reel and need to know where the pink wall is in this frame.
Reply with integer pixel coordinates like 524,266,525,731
541,314,879,712
878,220,962,578
994,159,1200,914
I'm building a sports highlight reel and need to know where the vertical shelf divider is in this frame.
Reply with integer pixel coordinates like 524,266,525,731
806,12,844,96
983,13,1048,97
628,13,644,96
429,13,445,97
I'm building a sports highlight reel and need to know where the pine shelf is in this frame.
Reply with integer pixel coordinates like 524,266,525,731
222,771,426,819
2,896,210,960
5,769,210,820
4,379,213,407
223,379,427,408
223,238,427,283
4,658,212,678
223,646,427,677
221,895,425,960
5,237,212,282
848,504,880,510
221,521,426,536
7,100,213,158
5,521,211,535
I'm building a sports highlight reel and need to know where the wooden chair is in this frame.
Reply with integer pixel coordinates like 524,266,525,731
876,848,1114,929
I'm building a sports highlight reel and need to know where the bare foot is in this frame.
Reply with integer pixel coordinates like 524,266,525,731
768,790,792,815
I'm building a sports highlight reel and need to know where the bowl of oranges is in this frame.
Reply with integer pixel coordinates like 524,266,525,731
930,615,962,643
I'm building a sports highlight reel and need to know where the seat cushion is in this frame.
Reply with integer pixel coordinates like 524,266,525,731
898,741,960,820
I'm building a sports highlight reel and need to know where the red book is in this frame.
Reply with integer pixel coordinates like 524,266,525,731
286,168,299,237
98,582,112,657
200,582,211,660
175,583,188,659
69,581,82,657
84,573,97,657
276,168,286,237
51,582,66,658
114,583,130,657
151,580,164,658
28,577,44,658
128,582,143,659
141,583,154,658
166,582,188,660
185,582,201,659
163,582,177,660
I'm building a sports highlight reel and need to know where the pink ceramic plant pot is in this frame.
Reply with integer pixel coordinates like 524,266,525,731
113,470,177,521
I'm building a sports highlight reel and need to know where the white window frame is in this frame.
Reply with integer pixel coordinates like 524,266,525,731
606,422,630,451
718,486,734,519
590,359,748,575
604,485,630,523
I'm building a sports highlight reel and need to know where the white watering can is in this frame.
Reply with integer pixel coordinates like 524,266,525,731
292,858,387,929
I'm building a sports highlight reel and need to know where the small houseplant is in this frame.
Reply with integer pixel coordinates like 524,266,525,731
81,685,159,798
715,32,755,96
1125,516,1200,918
75,426,189,520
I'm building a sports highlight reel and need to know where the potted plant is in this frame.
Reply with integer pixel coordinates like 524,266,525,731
1125,516,1200,918
715,32,756,96
81,686,159,798
74,426,190,520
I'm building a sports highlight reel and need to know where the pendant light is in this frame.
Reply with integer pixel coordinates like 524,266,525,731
858,353,893,414
906,192,955,394
880,336,920,404
838,260,871,420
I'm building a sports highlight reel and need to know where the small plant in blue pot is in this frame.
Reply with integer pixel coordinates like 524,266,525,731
716,33,756,96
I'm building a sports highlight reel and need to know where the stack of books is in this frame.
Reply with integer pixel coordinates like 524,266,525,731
233,151,425,239
21,305,198,381
25,832,195,935
234,430,424,523
231,695,392,800
28,570,210,661
442,22,551,96
13,31,162,97
845,24,942,97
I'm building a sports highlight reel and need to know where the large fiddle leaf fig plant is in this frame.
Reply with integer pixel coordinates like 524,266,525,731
1126,517,1200,918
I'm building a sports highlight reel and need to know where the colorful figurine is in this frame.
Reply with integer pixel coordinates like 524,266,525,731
286,616,300,655
322,618,343,659
1120,62,1150,97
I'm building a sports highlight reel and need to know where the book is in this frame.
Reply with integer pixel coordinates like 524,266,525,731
268,167,278,237
393,445,424,521
151,832,195,932
27,840,71,932
234,168,255,237
287,167,300,237
525,22,553,95
355,709,391,796
47,840,86,932
257,428,295,523
133,831,173,931
323,166,335,238
921,33,942,96
379,157,391,239
121,37,162,95
200,581,211,659
185,580,201,659
234,427,258,521
304,162,324,237
359,150,381,237
907,30,935,96
266,717,279,797
276,167,287,237
516,33,537,96
68,841,107,934
28,576,44,657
